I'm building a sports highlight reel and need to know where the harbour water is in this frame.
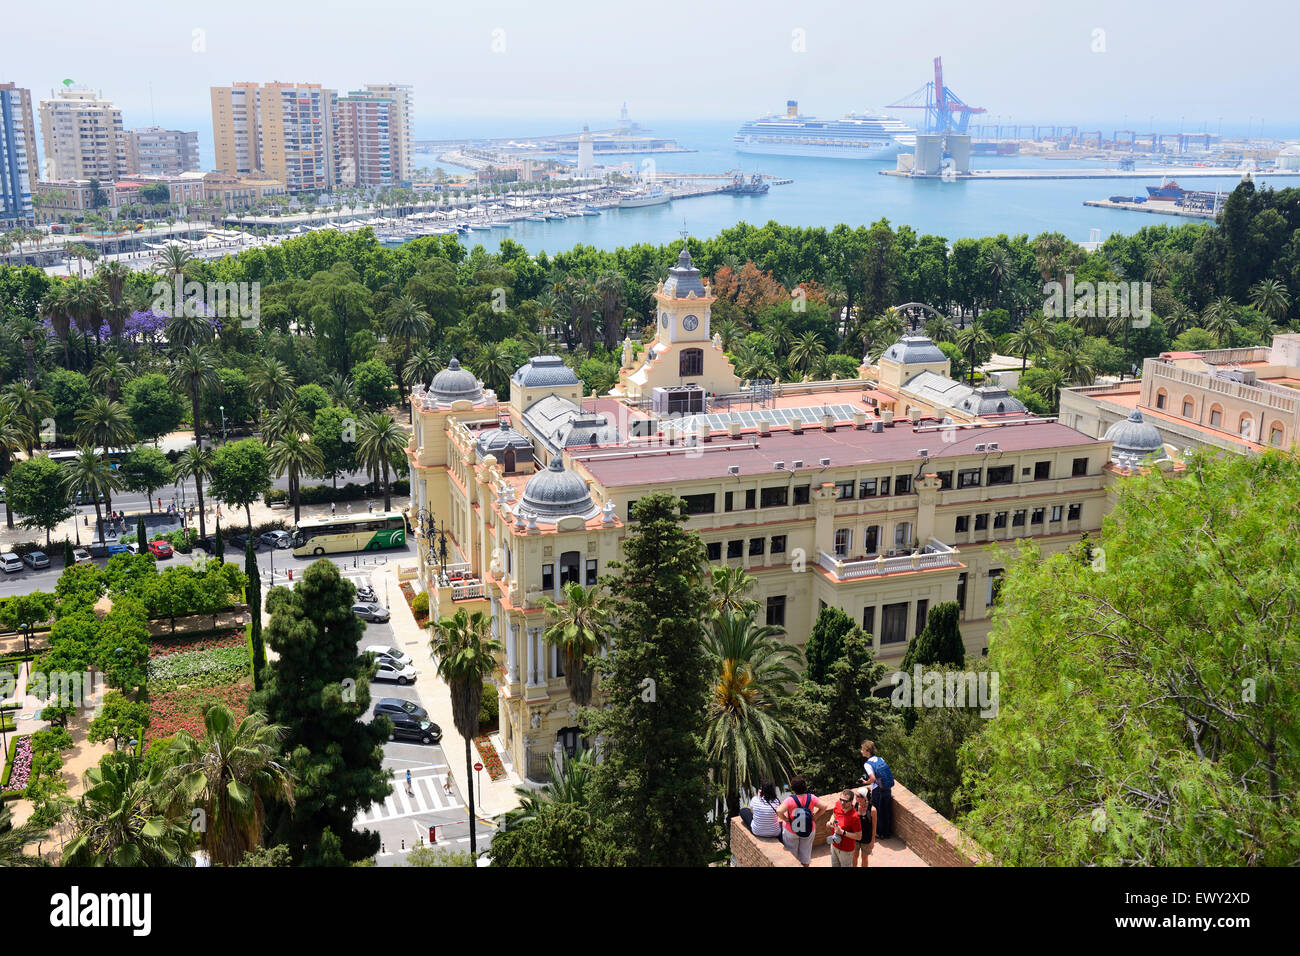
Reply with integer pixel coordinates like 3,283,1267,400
411,119,1285,254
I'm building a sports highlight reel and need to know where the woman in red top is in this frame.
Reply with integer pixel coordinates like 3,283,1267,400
775,775,827,867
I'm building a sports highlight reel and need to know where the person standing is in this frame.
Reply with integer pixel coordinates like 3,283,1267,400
860,739,895,839
775,775,823,867
331,501,336,516
829,790,863,868
852,786,878,866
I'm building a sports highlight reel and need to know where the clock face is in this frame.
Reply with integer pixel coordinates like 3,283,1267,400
660,312,668,329
682,314,699,332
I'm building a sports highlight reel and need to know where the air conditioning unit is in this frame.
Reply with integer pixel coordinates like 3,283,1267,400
988,442,999,451
792,459,804,469
871,421,884,434
773,461,785,470
917,448,929,458
727,465,740,476
974,443,986,452
819,457,831,467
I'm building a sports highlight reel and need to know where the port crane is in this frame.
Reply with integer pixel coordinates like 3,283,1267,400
886,57,987,134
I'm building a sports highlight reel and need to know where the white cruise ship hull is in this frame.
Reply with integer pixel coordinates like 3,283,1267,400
734,137,911,160
617,192,672,208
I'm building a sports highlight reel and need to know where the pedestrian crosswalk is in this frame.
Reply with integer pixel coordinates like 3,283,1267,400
355,774,462,825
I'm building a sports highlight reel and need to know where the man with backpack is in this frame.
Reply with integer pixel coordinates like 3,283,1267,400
860,740,895,839
775,775,825,866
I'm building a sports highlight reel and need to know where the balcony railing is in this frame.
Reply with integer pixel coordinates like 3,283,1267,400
819,538,960,580
451,580,485,601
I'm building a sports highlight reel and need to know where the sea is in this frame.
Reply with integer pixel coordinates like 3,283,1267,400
406,118,1287,255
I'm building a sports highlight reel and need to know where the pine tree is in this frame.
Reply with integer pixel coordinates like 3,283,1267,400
583,493,715,866
245,539,265,689
805,605,854,683
249,560,390,865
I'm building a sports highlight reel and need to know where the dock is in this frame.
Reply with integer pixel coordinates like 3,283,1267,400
880,166,1300,181
1082,199,1218,219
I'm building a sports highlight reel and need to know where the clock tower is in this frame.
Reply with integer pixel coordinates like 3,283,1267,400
653,246,714,345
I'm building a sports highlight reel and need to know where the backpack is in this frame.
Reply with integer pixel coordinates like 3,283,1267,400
790,793,815,837
868,755,895,788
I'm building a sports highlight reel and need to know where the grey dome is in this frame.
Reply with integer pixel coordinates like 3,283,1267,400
881,334,948,366
474,426,533,457
517,456,598,522
429,358,483,404
1104,408,1167,467
661,247,706,299
955,386,1027,416
512,355,580,389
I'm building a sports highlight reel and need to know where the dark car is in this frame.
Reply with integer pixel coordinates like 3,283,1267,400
373,697,428,721
385,712,442,745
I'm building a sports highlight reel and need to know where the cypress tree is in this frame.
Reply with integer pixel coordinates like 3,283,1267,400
584,493,714,866
63,539,75,567
136,516,147,551
246,539,265,689
805,605,854,684
214,518,225,563
901,601,965,671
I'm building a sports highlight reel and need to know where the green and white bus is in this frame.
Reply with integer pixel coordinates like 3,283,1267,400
291,511,409,556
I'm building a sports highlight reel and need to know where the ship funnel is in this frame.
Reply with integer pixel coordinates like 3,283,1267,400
786,100,798,118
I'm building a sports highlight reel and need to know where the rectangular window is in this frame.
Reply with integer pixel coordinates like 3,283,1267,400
835,480,855,500
760,486,788,508
585,559,598,585
682,493,715,515
1031,508,1045,525
834,528,851,556
958,469,982,489
1067,503,1082,521
915,599,929,638
770,535,787,555
765,595,786,628
859,478,877,498
626,499,638,521
745,489,757,510
893,522,912,551
706,541,722,561
936,471,953,490
1210,409,1222,427
1034,460,1051,480
894,474,911,494
955,515,969,534
793,485,810,505
880,476,891,496
987,569,1004,607
727,539,743,559
862,605,875,636
749,537,765,556
1050,505,1063,522
1072,457,1088,477
864,526,879,554
974,513,989,531
1156,392,1167,410
994,511,1008,529
1012,509,1026,527
541,564,554,591
724,491,734,512
986,465,1014,485
956,572,967,614
880,602,908,644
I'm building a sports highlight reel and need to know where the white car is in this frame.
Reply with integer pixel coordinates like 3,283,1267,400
365,644,413,668
373,659,416,685
73,548,93,565
1,552,23,573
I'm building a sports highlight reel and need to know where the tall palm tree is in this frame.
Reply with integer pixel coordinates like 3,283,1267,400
40,283,74,369
956,320,994,385
570,281,601,352
97,260,132,345
594,271,627,350
74,397,135,451
162,704,294,867
924,313,959,344
89,350,132,400
709,565,759,619
355,412,408,511
385,295,431,407
163,308,213,353
430,608,503,856
540,581,613,708
1200,296,1239,347
261,399,311,447
155,242,195,288
761,314,796,358
712,317,744,352
0,803,48,866
1166,302,1197,337
473,342,514,395
1008,314,1054,371
66,277,107,369
3,382,53,457
984,246,1013,313
169,344,221,448
1053,343,1096,386
324,371,354,407
1031,366,1067,412
704,611,803,818
173,444,215,541
62,447,121,549
247,356,296,413
1248,278,1290,328
788,331,827,378
0,402,25,530
267,432,324,524
731,343,779,381
63,753,192,867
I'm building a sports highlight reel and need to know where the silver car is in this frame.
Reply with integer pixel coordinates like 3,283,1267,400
22,551,50,570
352,602,391,623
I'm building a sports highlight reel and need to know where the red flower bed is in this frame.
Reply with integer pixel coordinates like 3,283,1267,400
473,735,506,781
150,628,247,658
146,681,253,745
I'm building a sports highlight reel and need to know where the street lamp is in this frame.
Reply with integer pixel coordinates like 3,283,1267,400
219,405,227,444
415,506,449,580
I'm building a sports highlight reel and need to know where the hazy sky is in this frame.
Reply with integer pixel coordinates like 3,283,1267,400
8,0,1298,137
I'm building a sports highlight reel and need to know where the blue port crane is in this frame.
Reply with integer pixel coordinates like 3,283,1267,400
886,57,988,134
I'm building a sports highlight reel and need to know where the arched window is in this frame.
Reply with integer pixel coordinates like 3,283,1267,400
1181,397,1194,418
1269,422,1285,447
1239,415,1254,439
1155,389,1167,410
1209,404,1223,427
680,348,703,377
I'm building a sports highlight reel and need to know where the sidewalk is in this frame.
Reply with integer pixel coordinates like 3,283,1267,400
369,559,522,819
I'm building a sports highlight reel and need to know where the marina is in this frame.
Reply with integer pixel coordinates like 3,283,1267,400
1081,198,1219,219
881,165,1300,181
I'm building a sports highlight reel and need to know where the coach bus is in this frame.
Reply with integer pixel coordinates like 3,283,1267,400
290,511,409,556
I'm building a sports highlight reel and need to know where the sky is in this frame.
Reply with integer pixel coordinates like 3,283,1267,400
8,0,1299,142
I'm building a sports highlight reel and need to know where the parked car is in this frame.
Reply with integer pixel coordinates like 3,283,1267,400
373,698,427,720
373,658,416,685
365,644,413,668
72,548,92,565
21,551,49,570
352,602,390,623
385,713,442,745
105,542,130,557
1,552,23,573
259,530,292,549
228,533,256,551
148,540,173,559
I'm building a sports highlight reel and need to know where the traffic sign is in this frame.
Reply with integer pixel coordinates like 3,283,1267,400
473,762,483,772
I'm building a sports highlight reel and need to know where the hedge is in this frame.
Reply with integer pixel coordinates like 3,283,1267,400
477,682,499,731
264,479,411,507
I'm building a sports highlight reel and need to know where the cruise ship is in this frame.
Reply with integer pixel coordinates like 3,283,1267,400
734,100,917,160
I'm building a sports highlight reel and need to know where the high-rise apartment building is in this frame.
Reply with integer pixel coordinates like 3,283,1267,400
210,82,336,193
125,126,199,175
363,83,413,183
38,86,127,181
0,83,35,226
336,91,394,187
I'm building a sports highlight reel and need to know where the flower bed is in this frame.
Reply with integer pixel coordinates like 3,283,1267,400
147,645,251,693
146,681,253,745
1,735,33,793
473,735,506,781
149,629,247,658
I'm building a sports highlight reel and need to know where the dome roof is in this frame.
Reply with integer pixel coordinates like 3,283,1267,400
429,358,483,404
881,334,947,366
517,456,598,522
955,386,1027,416
1104,408,1167,467
474,426,533,457
661,247,707,299
512,355,580,389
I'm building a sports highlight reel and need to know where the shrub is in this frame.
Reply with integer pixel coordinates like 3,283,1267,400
165,528,198,553
477,683,499,730
411,591,429,617
264,488,289,507
146,645,251,693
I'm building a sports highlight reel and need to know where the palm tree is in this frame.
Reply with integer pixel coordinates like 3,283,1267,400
956,320,994,385
594,271,627,349
430,608,503,856
984,245,1013,313
40,284,74,369
63,754,192,867
74,397,135,451
173,445,215,541
473,342,515,395
0,802,48,866
66,277,106,369
169,344,221,448
571,282,601,352
704,611,803,818
155,242,195,287
1166,302,1197,337
162,704,294,867
712,317,744,352
324,371,354,407
761,314,796,358
1249,278,1290,328
355,412,408,511
709,565,759,618
247,356,296,413
540,581,613,708
1201,296,1239,347
731,343,778,381
267,432,324,523
788,331,827,378
3,382,53,457
163,308,213,353
1053,343,1096,386
0,401,25,530
261,399,311,447
62,447,121,549
1008,314,1054,371
499,749,595,833
1031,367,1067,412
924,313,959,344
89,350,132,400
97,260,132,345
385,295,431,408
